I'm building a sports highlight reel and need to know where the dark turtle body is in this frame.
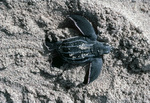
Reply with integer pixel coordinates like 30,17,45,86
58,36,110,64
45,15,111,84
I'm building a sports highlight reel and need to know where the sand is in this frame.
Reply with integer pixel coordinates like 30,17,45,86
0,0,150,102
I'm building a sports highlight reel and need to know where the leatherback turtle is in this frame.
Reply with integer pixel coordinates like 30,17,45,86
45,15,111,84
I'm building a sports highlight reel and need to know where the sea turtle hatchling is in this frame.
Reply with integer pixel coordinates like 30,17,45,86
45,15,111,84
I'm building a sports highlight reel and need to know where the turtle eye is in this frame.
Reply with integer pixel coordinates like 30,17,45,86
97,50,103,55
96,47,99,50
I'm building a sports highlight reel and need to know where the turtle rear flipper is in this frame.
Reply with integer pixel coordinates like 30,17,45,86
69,15,97,41
45,35,61,51
83,58,103,84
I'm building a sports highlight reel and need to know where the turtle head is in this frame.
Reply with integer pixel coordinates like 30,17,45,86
94,42,111,56
102,43,111,54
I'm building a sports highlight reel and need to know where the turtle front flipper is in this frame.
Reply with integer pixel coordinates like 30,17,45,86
69,15,97,41
83,58,103,84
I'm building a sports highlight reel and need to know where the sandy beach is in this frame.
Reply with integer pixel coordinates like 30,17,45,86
0,0,150,102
